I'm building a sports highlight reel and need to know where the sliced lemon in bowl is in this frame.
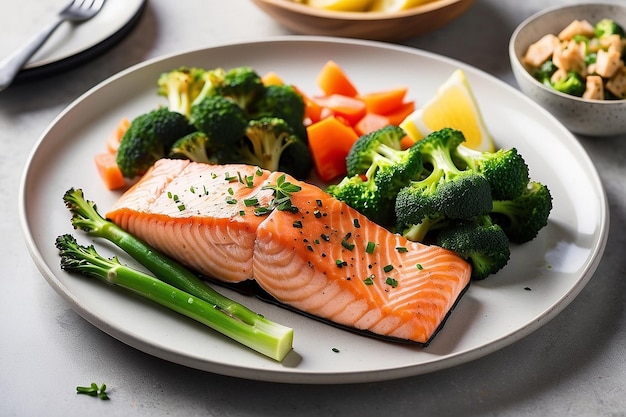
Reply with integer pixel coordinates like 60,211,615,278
306,0,374,11
368,0,436,12
400,69,495,152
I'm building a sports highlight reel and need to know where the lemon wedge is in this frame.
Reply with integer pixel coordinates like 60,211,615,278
306,0,373,11
368,0,436,12
400,69,495,152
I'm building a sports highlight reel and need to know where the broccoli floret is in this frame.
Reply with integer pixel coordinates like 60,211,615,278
395,128,493,242
326,174,395,226
436,216,511,280
157,67,207,117
239,117,312,178
250,84,307,141
189,95,248,149
532,59,558,86
594,18,626,39
345,125,423,199
116,107,195,178
490,181,553,244
168,131,219,164
217,66,265,112
453,145,530,200
552,72,585,96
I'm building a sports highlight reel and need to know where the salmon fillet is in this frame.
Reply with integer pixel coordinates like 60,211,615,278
107,159,471,345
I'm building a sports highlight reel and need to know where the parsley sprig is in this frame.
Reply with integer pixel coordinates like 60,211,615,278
254,174,301,215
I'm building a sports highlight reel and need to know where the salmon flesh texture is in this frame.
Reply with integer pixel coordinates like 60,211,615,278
107,159,471,345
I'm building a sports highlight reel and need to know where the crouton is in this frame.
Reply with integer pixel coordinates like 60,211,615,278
606,66,626,98
523,34,559,68
558,19,595,41
583,75,604,100
594,48,623,78
553,39,586,74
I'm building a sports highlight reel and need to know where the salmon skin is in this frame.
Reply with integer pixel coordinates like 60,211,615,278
107,159,472,345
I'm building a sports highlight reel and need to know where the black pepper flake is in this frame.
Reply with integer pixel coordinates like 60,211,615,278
353,219,361,228
524,287,532,291
321,233,330,242
307,245,314,252
293,220,303,228
316,199,323,207
314,209,322,218
332,347,340,353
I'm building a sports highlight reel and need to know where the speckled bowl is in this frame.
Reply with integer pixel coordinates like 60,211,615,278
509,2,626,136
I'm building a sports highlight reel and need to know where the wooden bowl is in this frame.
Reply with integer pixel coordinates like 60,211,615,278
251,0,476,42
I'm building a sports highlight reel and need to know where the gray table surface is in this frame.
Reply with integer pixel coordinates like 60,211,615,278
1,0,624,416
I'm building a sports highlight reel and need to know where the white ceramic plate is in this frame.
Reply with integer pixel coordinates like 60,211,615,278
0,0,145,79
19,37,608,384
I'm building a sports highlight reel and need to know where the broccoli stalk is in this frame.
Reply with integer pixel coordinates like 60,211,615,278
56,235,292,361
61,188,293,361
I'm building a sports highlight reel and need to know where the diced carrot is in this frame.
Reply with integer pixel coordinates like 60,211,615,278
359,87,408,115
106,117,130,154
261,71,284,86
313,94,367,126
316,60,359,97
354,112,391,136
307,115,359,182
400,135,415,150
383,101,416,126
94,152,126,190
294,86,324,124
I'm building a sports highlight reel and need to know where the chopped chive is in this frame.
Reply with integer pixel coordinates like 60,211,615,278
256,167,263,176
341,240,355,251
227,187,234,195
314,239,320,244
177,204,186,211
385,277,398,288
225,196,237,205
307,245,314,252
321,233,330,242
211,173,218,179
239,210,246,216
244,197,259,207
383,264,394,273
396,246,408,253
293,220,303,228
335,259,347,268
416,263,424,270
365,241,376,254
332,347,340,353
190,186,195,193
363,275,375,285
224,172,237,182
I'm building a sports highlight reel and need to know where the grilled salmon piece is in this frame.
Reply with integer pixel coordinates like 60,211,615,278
107,159,471,344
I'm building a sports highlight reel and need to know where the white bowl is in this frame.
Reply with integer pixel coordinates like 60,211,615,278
509,2,626,136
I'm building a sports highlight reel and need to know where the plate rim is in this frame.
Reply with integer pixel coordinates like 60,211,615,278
18,35,610,384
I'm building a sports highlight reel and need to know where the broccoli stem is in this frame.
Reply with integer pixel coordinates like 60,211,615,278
62,188,293,361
